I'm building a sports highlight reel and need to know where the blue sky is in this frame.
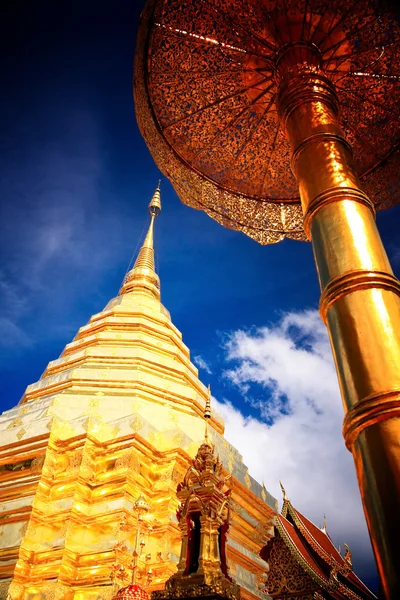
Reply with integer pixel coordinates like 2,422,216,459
2,0,400,591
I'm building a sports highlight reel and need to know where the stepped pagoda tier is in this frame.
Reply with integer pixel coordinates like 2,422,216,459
0,186,277,600
262,487,376,600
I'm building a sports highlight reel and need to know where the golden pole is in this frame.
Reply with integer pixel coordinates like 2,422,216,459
276,44,400,599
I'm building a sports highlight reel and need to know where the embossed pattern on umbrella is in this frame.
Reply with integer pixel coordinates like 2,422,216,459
135,0,400,244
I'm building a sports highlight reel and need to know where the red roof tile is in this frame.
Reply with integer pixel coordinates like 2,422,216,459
287,505,377,599
346,570,377,599
292,507,345,565
278,513,377,599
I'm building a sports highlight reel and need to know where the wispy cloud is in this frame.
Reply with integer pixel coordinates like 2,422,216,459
0,318,32,349
0,108,128,349
193,354,213,374
214,309,375,580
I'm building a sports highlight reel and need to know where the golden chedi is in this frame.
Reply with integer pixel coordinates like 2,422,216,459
0,186,276,600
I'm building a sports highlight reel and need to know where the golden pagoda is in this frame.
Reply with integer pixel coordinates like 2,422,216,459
0,186,277,600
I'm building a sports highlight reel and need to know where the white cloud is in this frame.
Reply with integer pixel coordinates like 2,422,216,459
214,309,375,578
193,354,212,374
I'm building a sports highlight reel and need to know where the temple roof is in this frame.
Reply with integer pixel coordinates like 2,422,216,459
263,488,377,600
278,516,327,583
284,504,347,569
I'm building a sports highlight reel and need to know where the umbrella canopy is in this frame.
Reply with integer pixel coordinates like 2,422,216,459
134,0,400,244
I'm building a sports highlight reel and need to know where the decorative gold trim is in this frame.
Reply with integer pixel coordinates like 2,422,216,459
343,390,400,450
304,188,375,240
285,504,346,574
275,519,328,589
291,134,353,176
319,271,400,325
276,519,369,600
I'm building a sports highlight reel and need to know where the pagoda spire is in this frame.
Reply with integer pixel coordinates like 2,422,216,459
119,183,162,297
203,384,212,446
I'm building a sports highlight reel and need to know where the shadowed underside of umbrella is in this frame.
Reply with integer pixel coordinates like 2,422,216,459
134,0,400,244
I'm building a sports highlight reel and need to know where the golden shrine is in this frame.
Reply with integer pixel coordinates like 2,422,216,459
0,187,376,600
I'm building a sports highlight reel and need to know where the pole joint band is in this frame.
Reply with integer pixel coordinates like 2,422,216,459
291,133,353,176
343,391,400,450
304,187,375,238
277,72,338,126
319,271,400,324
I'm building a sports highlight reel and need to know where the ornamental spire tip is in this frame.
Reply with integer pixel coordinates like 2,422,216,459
279,481,288,501
119,183,162,297
203,385,212,445
322,514,327,533
148,181,161,217
204,385,212,419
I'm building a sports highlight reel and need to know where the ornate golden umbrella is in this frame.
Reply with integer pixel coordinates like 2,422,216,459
134,0,400,595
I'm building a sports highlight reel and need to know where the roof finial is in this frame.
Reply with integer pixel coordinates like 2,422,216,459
343,542,352,567
119,183,162,296
279,481,288,501
322,514,327,533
